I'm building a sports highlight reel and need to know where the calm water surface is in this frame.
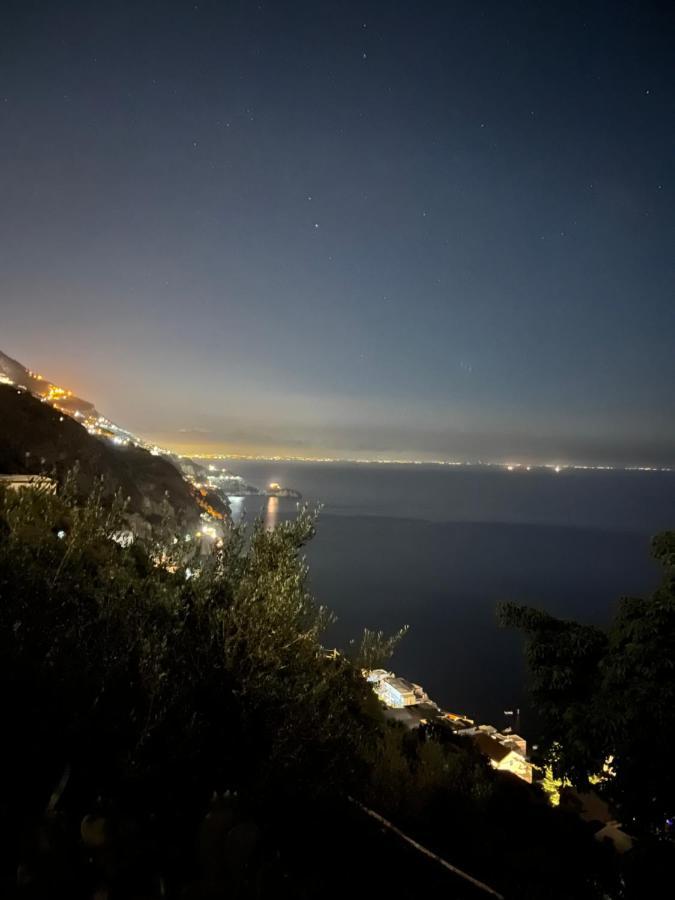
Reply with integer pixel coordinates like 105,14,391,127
211,461,675,726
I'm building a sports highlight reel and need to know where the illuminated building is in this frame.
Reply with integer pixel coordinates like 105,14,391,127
375,676,418,708
0,475,57,494
467,730,533,783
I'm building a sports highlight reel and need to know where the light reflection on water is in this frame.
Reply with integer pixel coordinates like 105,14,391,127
227,495,281,530
228,496,244,523
264,497,279,530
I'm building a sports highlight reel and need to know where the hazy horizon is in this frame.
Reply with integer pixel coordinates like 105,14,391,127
2,341,673,468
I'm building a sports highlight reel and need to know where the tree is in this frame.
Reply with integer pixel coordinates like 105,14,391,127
0,483,390,806
499,531,675,833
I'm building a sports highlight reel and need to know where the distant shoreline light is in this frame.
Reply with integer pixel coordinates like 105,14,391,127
184,454,674,474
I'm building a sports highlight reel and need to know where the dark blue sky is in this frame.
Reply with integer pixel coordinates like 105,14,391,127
2,1,674,464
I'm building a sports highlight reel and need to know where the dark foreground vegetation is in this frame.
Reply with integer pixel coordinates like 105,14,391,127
0,479,672,898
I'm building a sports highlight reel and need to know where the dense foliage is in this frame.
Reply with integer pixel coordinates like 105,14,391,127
0,480,621,898
0,477,387,800
500,531,675,834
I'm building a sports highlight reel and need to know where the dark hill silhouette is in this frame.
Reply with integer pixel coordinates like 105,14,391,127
0,384,211,529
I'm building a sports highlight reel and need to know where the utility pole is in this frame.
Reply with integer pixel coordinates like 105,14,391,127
503,708,521,733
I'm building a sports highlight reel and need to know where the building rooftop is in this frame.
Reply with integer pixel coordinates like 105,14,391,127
0,474,50,482
0,474,57,492
385,677,416,694
365,668,393,683
472,732,512,763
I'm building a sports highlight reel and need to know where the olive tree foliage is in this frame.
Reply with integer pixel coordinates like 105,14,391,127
499,531,675,832
349,625,409,671
0,477,401,818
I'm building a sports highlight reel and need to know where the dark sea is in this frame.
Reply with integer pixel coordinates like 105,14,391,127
212,460,675,728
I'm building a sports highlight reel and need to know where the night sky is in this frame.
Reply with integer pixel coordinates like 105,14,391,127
2,1,674,465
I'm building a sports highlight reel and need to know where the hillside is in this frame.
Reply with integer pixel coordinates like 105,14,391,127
0,384,215,530
0,349,99,420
